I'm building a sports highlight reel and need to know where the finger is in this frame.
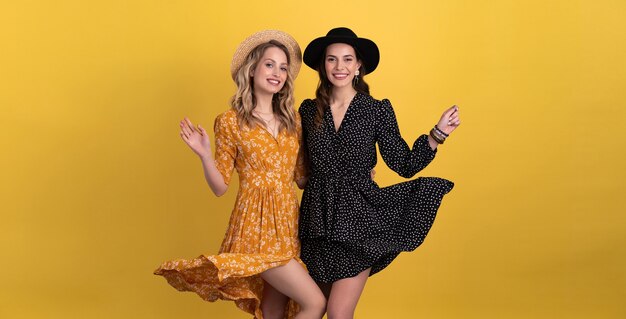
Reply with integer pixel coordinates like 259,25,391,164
185,117,197,132
183,125,192,136
448,106,460,120
198,126,209,142
444,105,457,117
449,109,460,122
181,118,191,130
182,124,194,137
180,123,190,136
180,131,189,141
198,124,207,135
180,119,191,134
181,123,195,137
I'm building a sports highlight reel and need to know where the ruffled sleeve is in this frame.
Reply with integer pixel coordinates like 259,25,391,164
213,111,238,185
375,99,437,178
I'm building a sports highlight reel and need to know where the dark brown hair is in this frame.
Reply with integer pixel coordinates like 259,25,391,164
313,48,370,128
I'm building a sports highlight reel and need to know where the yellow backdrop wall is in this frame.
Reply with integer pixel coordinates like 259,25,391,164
1,0,624,318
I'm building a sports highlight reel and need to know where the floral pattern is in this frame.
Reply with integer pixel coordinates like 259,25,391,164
155,109,306,318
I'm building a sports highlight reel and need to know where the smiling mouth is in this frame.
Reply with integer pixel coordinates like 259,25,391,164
267,79,281,85
332,73,349,80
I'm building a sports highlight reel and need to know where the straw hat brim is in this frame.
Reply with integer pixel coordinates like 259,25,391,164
230,30,302,81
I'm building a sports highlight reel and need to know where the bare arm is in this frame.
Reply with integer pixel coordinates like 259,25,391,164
198,153,228,196
294,111,309,190
180,117,228,196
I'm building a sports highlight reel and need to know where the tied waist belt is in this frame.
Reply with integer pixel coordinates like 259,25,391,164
239,171,293,188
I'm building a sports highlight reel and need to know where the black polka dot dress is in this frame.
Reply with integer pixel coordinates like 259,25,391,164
298,92,454,283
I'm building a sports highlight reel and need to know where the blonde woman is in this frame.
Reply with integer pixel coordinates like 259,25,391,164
155,30,325,319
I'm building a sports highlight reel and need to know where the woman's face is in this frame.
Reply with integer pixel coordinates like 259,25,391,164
324,43,362,89
252,46,289,95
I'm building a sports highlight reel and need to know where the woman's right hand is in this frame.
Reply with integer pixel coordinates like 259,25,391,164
180,117,211,159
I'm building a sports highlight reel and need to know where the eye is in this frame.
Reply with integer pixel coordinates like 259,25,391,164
326,57,336,62
266,63,273,68
280,66,288,71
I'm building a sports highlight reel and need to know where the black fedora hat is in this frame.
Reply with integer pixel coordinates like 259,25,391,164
303,27,380,74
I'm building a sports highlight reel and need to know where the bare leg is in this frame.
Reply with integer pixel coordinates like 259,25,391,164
318,282,332,300
316,282,332,317
260,281,289,319
326,268,371,319
260,259,326,319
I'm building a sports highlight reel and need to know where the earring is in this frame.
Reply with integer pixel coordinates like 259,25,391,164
353,70,360,85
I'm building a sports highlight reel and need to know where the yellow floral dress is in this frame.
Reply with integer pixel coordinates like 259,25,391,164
154,109,306,318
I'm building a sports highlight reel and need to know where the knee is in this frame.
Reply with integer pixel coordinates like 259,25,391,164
303,292,326,317
314,293,327,314
326,304,355,319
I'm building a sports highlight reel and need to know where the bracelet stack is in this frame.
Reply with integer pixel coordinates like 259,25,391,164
429,125,449,144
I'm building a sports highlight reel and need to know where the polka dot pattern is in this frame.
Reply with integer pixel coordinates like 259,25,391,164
298,93,454,283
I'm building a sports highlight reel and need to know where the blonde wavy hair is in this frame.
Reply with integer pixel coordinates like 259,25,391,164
231,40,297,134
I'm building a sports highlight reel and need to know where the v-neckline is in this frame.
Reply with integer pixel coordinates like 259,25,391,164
329,92,358,134
256,123,280,143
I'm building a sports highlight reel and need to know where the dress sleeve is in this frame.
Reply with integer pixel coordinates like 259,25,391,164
375,99,437,178
213,113,237,185
294,107,309,182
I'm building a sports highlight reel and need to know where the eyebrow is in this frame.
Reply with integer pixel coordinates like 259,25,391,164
326,54,355,58
264,58,288,65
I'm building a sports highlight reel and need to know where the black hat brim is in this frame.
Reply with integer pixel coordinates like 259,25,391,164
303,36,380,74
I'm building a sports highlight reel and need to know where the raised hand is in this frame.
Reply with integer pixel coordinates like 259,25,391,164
436,105,461,136
180,117,211,159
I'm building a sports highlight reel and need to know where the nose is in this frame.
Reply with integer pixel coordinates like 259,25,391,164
272,66,281,77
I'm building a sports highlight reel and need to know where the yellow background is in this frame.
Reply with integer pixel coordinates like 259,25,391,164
1,0,625,318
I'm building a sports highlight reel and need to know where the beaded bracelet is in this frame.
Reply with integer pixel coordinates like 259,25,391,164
432,126,447,141
430,128,445,144
433,125,449,137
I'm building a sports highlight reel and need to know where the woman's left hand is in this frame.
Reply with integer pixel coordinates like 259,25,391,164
436,105,461,135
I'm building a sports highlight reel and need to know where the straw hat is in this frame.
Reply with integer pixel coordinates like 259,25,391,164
303,27,380,74
230,30,302,81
